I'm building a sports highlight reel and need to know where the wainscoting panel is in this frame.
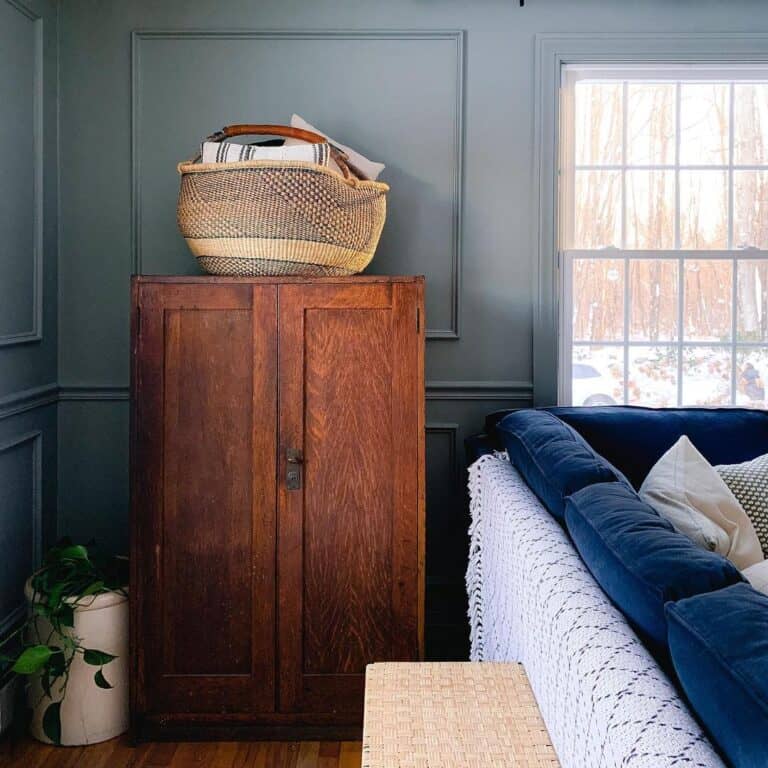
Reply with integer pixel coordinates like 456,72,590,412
132,30,464,338
425,423,460,586
0,431,41,634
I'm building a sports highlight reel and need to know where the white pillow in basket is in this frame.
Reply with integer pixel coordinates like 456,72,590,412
639,436,763,570
288,114,386,181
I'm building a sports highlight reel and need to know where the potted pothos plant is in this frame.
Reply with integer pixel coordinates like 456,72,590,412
0,539,129,745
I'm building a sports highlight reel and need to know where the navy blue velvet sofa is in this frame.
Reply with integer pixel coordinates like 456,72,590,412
468,406,768,768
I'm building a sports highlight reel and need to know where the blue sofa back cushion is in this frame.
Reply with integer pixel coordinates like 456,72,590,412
565,482,745,660
496,410,626,521
667,584,768,768
549,406,768,489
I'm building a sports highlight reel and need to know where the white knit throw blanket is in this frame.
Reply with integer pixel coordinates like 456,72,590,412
466,454,725,768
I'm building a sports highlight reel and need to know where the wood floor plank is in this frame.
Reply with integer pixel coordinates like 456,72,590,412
0,738,355,768
338,741,361,768
317,740,342,768
170,741,218,766
264,742,292,768
230,742,261,768
141,741,179,768
207,741,240,768
39,745,85,768
0,736,51,768
76,737,122,768
295,741,320,768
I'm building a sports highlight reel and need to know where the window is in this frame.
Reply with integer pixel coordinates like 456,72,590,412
559,65,768,409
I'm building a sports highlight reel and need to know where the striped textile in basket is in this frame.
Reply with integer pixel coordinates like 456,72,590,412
200,140,330,166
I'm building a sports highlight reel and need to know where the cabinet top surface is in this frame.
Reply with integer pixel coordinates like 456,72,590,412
132,275,424,285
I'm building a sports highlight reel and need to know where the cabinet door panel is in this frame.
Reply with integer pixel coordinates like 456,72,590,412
132,284,277,715
277,282,423,718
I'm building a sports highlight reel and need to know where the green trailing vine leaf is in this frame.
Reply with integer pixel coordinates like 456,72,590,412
56,544,89,562
0,538,128,742
94,669,113,689
42,701,62,745
80,580,105,597
83,649,117,666
12,645,52,674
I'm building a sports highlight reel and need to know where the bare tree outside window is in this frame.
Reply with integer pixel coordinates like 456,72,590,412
561,67,768,409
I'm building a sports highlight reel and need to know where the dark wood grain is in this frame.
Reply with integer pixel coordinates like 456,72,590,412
304,306,394,673
0,735,362,768
131,283,277,721
162,306,253,676
277,281,423,719
130,276,424,739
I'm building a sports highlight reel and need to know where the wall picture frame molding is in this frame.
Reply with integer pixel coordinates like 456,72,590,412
0,0,44,347
130,28,466,339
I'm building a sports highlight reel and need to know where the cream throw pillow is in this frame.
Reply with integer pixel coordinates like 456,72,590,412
639,436,763,570
288,114,386,181
743,559,768,596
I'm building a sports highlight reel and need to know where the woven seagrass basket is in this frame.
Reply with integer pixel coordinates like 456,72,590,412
177,124,389,276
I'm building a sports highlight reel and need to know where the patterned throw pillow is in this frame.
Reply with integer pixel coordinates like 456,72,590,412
716,454,768,558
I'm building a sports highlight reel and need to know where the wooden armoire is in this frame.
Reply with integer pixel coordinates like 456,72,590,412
129,276,425,740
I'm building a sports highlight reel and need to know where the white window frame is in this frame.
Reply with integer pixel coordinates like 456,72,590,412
532,35,768,408
559,64,768,407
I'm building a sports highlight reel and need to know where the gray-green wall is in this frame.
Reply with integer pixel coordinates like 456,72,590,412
26,0,768,651
0,0,58,634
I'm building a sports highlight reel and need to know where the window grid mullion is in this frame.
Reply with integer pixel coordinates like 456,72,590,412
675,81,684,406
575,163,768,171
621,80,628,251
570,339,765,349
729,83,738,404
623,256,630,404
621,81,630,404
732,256,739,403
565,248,768,259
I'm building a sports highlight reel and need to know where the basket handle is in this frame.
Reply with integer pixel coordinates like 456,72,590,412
210,124,327,144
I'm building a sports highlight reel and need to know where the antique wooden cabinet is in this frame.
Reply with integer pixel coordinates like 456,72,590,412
129,276,424,740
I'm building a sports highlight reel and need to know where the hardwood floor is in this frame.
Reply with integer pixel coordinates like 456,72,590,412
0,735,362,767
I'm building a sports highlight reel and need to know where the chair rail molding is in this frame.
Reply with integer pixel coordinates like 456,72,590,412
130,28,465,339
56,381,532,404
533,32,768,407
0,0,43,347
425,380,533,402
58,385,130,402
0,383,58,422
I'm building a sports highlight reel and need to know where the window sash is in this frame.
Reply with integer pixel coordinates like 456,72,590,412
561,69,768,251
560,248,768,406
559,63,768,407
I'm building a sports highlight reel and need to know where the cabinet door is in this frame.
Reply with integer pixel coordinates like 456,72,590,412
131,283,277,716
277,281,424,717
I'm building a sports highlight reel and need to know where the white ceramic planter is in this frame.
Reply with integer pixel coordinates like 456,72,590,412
25,583,129,745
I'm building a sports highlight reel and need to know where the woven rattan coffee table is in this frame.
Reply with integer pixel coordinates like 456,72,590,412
362,662,560,768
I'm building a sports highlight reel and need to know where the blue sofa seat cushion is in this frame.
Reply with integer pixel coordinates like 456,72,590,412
667,584,768,768
565,482,745,660
496,409,626,521
549,406,768,489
